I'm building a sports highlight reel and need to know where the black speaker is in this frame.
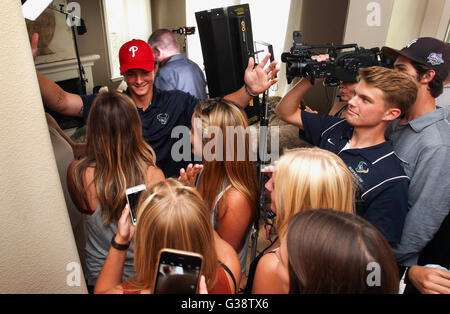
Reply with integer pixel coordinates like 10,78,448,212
196,4,260,124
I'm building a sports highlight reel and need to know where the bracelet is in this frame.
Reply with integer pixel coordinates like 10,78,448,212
111,234,130,251
244,83,259,97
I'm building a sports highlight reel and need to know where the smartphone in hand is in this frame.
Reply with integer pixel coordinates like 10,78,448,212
125,184,146,226
153,249,203,294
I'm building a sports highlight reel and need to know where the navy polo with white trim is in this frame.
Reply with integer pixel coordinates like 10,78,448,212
81,88,198,178
300,111,409,244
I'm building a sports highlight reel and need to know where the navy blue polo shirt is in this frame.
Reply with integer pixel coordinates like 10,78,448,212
81,88,198,178
300,111,409,244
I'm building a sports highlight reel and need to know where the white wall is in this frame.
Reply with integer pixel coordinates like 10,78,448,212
385,0,450,49
344,0,394,47
185,0,292,97
0,0,87,293
385,0,427,48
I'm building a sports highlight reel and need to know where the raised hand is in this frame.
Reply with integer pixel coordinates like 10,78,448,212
178,163,204,187
115,204,135,245
244,54,279,95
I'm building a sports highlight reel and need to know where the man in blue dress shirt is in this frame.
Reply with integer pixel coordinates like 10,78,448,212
148,29,207,100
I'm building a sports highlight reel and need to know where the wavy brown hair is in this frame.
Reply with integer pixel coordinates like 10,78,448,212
287,209,399,294
193,98,259,222
127,179,219,291
72,92,156,225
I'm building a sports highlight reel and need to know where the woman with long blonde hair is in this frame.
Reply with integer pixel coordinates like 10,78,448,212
94,179,241,294
67,92,164,292
248,147,356,294
187,98,259,274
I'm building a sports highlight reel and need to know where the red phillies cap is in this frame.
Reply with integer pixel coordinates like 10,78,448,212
119,39,155,75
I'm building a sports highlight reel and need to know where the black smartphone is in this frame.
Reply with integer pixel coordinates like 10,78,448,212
153,249,203,294
125,184,146,226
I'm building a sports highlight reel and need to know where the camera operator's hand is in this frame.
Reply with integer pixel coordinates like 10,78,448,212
311,54,330,63
244,54,279,95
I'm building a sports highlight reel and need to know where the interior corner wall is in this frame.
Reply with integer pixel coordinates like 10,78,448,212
151,0,187,51
76,0,111,90
385,0,428,49
0,0,87,293
296,0,350,114
420,0,450,41
277,0,303,98
344,0,394,48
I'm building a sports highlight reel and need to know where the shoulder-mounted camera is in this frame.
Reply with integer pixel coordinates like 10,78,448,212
281,31,393,86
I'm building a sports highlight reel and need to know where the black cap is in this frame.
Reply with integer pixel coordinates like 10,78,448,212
382,37,450,81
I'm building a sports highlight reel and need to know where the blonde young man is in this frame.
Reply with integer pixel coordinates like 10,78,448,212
275,66,418,245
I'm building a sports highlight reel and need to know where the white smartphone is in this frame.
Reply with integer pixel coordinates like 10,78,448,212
125,184,146,226
153,248,203,294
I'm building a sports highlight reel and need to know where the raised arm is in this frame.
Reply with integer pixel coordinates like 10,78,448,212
274,78,313,130
94,206,135,294
224,54,279,108
275,54,330,130
31,33,84,117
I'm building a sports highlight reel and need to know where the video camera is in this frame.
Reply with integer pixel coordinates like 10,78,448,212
281,31,393,86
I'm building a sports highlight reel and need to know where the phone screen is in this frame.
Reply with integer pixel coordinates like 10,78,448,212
154,251,202,294
126,189,143,225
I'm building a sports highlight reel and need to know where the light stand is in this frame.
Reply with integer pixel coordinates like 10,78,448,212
50,5,88,95
171,26,196,54
249,42,276,264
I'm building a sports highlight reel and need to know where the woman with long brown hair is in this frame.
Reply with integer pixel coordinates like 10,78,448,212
94,179,241,294
188,98,259,274
67,91,164,291
277,209,399,294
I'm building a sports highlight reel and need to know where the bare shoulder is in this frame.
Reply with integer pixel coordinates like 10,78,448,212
80,164,97,212
251,251,281,294
214,232,242,282
220,187,252,216
96,285,125,294
224,187,249,204
256,251,279,273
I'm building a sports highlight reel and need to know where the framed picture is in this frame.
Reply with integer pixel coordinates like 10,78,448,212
26,0,76,65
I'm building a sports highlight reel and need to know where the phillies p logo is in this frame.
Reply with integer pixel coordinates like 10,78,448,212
129,46,138,58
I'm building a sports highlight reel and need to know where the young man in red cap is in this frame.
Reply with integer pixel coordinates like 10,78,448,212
381,38,450,294
31,35,278,178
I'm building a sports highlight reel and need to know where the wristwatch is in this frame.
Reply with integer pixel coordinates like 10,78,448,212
111,234,130,250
